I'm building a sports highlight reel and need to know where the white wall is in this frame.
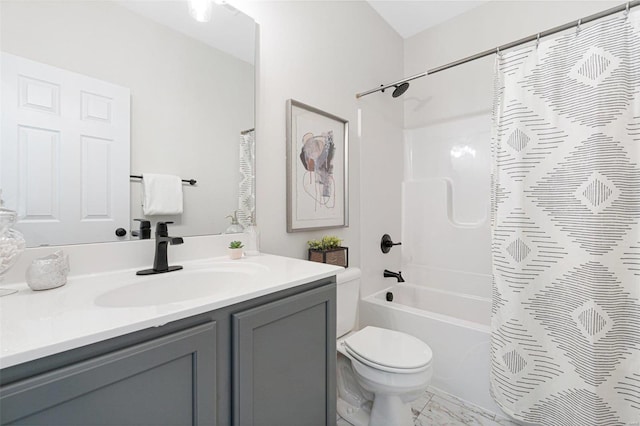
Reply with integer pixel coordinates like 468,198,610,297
238,1,404,294
402,1,619,294
1,1,254,238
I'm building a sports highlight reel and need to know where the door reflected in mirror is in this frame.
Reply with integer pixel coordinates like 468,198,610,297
0,0,256,247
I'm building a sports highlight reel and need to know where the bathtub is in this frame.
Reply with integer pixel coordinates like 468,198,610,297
359,283,501,414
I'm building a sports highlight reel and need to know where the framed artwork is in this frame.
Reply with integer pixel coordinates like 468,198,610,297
286,99,349,232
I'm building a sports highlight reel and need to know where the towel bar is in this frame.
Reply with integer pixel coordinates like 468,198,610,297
130,175,197,186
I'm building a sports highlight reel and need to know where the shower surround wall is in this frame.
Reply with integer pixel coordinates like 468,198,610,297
403,115,492,297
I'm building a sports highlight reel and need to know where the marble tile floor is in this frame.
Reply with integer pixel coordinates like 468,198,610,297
337,386,521,426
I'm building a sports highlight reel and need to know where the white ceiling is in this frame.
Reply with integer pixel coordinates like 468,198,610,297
367,0,489,39
117,1,256,64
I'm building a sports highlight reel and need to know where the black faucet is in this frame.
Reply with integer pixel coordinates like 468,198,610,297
132,219,151,240
383,269,405,283
137,221,184,275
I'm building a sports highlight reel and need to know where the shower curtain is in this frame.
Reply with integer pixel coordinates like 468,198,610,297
238,129,255,228
490,9,640,426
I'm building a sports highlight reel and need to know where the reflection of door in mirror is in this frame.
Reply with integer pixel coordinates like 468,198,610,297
1,1,256,247
1,53,130,247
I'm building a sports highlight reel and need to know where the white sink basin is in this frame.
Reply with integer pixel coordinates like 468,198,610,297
95,263,267,307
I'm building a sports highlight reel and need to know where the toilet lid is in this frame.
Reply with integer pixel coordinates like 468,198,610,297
344,326,432,373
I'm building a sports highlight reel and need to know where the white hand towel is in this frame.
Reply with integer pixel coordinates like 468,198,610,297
142,173,184,215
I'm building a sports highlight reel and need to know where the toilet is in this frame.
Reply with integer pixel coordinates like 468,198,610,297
336,268,433,426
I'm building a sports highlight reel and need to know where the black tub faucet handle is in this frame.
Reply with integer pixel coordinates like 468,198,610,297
381,234,402,253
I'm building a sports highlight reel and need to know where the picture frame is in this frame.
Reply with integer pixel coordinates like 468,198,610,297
286,99,349,232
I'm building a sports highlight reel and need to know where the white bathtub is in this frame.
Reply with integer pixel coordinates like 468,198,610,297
359,283,500,414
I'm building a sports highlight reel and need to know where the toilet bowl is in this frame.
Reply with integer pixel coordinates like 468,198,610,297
336,268,433,426
338,326,433,426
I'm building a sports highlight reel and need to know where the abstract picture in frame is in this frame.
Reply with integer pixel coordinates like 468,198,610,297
286,99,349,232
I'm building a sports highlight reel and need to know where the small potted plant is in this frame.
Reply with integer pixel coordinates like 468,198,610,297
307,236,348,267
228,241,244,260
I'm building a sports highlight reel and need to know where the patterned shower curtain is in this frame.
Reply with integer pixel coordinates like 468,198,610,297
490,9,640,426
238,129,255,228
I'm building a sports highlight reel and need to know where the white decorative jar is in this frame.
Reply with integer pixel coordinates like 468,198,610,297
0,207,26,296
26,250,70,291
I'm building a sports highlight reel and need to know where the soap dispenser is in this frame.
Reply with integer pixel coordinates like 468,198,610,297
225,211,244,234
244,214,260,256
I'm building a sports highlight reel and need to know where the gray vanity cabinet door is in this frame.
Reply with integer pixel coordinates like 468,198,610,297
0,321,217,426
232,283,336,426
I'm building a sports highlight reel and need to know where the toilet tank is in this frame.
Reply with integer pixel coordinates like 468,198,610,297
336,267,361,338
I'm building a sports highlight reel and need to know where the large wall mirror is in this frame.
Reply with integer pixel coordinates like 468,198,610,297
0,0,256,247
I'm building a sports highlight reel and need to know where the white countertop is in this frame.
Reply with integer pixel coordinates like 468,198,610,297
0,254,342,369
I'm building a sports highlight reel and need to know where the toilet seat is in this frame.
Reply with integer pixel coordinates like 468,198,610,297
344,326,432,374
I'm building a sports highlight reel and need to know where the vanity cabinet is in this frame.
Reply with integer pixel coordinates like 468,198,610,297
0,322,217,425
0,277,336,426
233,284,336,426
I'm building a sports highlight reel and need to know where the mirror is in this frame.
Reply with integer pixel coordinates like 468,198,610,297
0,0,256,247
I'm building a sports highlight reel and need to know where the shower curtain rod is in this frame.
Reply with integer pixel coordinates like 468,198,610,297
355,0,639,99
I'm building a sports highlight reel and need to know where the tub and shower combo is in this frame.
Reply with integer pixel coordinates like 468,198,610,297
358,118,499,413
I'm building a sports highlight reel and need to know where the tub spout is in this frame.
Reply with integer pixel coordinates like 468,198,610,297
383,269,405,283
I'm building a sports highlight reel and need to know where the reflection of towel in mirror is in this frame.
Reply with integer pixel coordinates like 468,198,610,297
142,173,183,215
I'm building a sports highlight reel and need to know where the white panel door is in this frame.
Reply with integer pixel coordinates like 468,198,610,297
1,52,130,246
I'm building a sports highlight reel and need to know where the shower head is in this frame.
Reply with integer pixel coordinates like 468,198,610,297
392,82,409,98
379,81,410,99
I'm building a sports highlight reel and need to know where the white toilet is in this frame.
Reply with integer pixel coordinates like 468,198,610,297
336,268,433,426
